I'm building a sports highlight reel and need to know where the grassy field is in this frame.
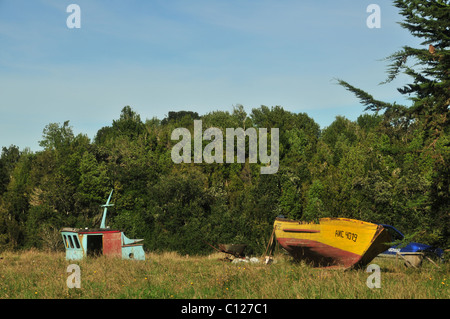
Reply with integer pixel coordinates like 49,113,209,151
0,249,448,299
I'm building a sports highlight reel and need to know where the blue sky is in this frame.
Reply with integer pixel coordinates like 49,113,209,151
0,0,421,151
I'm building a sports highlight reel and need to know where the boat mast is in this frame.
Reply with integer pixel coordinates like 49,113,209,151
100,190,114,229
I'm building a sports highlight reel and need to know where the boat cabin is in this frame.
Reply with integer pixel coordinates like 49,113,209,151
60,190,145,260
61,227,145,260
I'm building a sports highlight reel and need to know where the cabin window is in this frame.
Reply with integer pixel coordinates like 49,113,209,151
72,235,80,249
63,235,69,248
68,235,74,248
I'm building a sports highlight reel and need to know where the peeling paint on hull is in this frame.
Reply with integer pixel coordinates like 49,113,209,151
277,238,361,268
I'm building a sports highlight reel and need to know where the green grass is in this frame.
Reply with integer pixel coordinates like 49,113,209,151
0,249,448,299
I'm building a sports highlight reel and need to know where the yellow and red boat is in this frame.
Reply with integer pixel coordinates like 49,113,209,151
273,217,391,269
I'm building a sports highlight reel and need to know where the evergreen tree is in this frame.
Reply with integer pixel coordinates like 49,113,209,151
337,0,449,246
338,0,449,133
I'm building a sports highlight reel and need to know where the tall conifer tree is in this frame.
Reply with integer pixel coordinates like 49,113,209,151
338,0,449,246
339,0,449,133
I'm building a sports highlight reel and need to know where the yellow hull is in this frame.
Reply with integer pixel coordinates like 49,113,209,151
274,217,391,268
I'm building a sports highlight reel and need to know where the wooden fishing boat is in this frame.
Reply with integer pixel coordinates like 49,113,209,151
60,190,145,260
273,217,391,269
61,227,145,260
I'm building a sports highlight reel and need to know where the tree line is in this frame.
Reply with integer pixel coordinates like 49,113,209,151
0,103,447,255
0,0,448,255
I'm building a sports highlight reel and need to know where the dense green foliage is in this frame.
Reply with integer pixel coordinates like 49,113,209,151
0,0,448,255
0,104,447,255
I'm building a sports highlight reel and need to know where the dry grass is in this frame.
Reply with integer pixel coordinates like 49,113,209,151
0,249,448,299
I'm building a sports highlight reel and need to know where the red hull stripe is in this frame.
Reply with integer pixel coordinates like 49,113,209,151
78,230,121,234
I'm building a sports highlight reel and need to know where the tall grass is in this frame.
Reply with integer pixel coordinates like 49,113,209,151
0,249,448,299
